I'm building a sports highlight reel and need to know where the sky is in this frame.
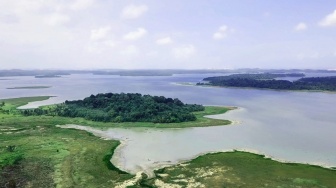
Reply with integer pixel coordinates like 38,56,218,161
0,0,336,70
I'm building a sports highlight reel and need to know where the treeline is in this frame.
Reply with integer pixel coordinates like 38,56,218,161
21,93,204,123
0,70,70,77
203,73,305,82
198,74,336,91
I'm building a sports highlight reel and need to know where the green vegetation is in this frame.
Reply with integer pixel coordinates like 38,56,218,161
203,73,305,80
6,86,51,89
1,96,336,187
0,96,52,112
0,96,230,187
0,97,133,187
1,96,232,130
198,73,336,91
22,93,205,123
0,121,134,187
143,151,336,188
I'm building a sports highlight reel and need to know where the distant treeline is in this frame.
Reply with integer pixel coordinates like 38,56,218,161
35,75,61,78
203,73,305,81
22,93,204,123
0,70,70,77
1,69,336,77
198,74,336,91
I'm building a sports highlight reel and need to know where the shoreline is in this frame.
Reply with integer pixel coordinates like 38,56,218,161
53,106,236,129
56,120,336,178
150,148,336,178
6,86,51,90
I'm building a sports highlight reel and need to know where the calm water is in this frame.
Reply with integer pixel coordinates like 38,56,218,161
1,73,336,175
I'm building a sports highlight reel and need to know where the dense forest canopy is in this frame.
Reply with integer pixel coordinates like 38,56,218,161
198,74,336,91
22,93,204,123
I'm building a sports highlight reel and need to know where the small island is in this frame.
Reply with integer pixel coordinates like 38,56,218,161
7,86,51,89
35,75,61,78
19,93,232,127
198,73,336,91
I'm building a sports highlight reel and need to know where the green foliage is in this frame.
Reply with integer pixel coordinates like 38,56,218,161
0,118,133,187
144,151,336,187
0,96,51,109
203,73,305,81
199,74,336,91
0,146,24,168
23,93,205,123
102,145,128,174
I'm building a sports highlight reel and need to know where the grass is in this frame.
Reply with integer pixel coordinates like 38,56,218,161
143,151,336,188
6,86,51,89
0,121,134,187
0,96,134,187
0,96,52,110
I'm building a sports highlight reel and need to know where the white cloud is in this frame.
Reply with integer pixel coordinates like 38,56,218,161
213,32,227,40
295,22,307,31
219,25,229,32
70,0,95,11
120,45,139,56
156,37,173,45
123,28,147,40
90,26,111,41
319,10,336,27
172,45,196,59
213,25,233,40
45,13,70,26
121,4,148,19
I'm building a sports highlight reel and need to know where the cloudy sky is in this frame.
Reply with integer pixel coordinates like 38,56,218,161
0,0,336,70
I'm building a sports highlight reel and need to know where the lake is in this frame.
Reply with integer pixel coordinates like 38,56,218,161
1,73,336,175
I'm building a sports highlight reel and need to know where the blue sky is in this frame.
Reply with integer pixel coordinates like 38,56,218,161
0,0,335,69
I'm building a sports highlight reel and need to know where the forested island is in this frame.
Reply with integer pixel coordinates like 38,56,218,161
35,75,61,78
22,93,205,123
7,86,51,89
198,73,336,91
